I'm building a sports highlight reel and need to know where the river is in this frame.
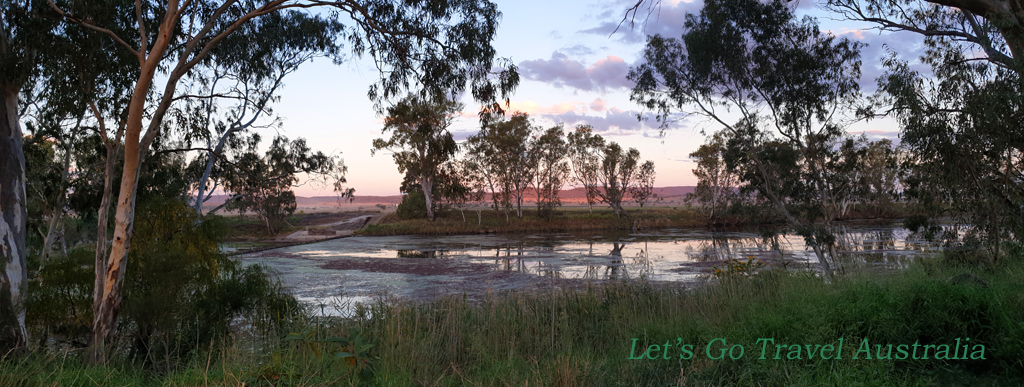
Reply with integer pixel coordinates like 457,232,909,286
235,222,948,313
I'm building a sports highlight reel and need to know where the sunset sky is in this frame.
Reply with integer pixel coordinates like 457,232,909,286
268,0,925,197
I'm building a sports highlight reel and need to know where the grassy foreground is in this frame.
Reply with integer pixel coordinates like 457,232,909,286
4,258,1023,386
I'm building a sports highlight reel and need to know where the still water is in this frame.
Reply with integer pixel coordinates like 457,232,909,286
236,223,946,310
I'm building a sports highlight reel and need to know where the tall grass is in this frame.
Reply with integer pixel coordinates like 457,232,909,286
351,260,1023,386
4,258,1023,386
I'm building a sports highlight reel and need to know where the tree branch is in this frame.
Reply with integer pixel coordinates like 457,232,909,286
47,0,143,62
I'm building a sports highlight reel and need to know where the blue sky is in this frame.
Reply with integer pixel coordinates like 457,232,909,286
271,0,921,197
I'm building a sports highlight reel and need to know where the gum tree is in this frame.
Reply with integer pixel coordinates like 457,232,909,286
595,142,640,217
879,40,1024,261
1,0,64,352
629,0,864,277
687,131,739,221
631,160,656,210
187,11,345,215
566,125,605,213
532,125,569,219
823,0,1021,72
373,95,463,221
465,112,537,219
223,135,344,234
47,0,519,362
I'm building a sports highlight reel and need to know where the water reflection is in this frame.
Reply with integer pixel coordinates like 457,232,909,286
237,223,954,306
396,250,445,258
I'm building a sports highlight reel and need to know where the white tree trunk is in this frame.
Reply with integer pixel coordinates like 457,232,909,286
1,85,28,351
40,144,73,262
422,175,435,221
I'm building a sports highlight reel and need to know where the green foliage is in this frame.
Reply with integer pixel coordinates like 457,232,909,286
464,112,538,218
122,197,300,365
631,160,656,209
596,142,642,217
25,248,94,346
687,130,740,221
25,198,301,367
8,259,1024,385
372,95,465,222
225,135,341,235
629,0,866,277
710,256,765,279
878,36,1024,262
278,326,377,384
566,124,606,211
396,189,428,220
22,133,65,254
533,125,570,219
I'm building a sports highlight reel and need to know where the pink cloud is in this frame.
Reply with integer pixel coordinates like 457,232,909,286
519,52,635,91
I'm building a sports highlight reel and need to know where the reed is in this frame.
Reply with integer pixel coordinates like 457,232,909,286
5,257,1022,386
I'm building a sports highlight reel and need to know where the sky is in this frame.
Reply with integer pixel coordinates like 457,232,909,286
267,0,926,197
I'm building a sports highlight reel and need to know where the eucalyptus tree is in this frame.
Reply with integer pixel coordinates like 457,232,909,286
620,0,1021,71
1,0,138,352
461,136,507,217
465,112,537,219
628,0,864,277
856,138,900,207
187,11,344,215
47,0,519,361
28,0,137,272
23,120,79,263
823,0,1022,72
880,40,1024,261
532,125,569,219
448,159,485,223
373,95,463,221
687,131,739,221
222,135,343,234
631,160,656,210
595,142,640,217
566,125,604,213
821,0,1024,261
1,0,54,352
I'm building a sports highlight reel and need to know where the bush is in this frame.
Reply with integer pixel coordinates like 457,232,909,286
396,190,428,219
25,248,94,348
121,198,301,366
26,198,301,369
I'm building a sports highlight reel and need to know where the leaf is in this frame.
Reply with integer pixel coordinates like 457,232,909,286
334,351,355,359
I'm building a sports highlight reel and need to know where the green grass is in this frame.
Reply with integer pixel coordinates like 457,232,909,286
5,258,1023,386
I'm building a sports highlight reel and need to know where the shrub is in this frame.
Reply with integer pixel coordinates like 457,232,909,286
121,197,301,366
396,190,428,219
25,198,301,369
25,248,94,348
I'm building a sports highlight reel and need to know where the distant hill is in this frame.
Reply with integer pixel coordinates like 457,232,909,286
200,186,695,210
554,186,693,204
200,194,403,207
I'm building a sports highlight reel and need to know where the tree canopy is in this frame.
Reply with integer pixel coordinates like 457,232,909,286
629,0,865,276
8,0,522,360
373,94,463,221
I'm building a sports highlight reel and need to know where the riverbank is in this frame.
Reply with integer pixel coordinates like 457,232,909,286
5,256,1021,386
358,207,724,236
356,204,908,237
220,210,388,255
